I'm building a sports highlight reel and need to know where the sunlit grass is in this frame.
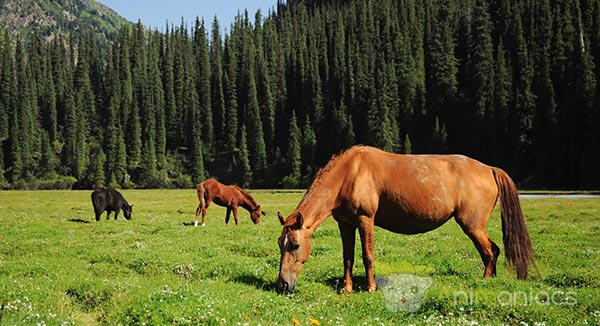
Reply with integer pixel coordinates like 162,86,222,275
0,190,598,325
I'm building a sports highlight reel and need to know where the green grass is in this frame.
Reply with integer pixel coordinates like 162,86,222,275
0,190,598,325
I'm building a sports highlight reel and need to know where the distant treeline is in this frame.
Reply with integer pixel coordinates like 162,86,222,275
0,0,599,189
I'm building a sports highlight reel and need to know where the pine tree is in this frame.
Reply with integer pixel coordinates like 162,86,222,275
117,26,138,175
430,116,448,153
464,0,495,159
162,25,178,151
92,146,107,189
255,10,276,163
242,33,267,185
579,0,600,187
194,18,213,159
281,111,301,188
175,24,206,184
300,115,317,185
128,23,145,172
238,124,252,188
140,30,163,186
532,0,559,186
0,29,16,184
210,16,226,149
150,31,167,173
490,40,512,167
223,35,239,155
425,0,458,119
403,134,413,154
508,2,535,176
63,88,82,179
73,37,97,184
39,130,59,178
15,36,38,181
105,46,127,187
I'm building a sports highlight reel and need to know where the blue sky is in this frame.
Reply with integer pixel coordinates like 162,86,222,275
96,0,281,32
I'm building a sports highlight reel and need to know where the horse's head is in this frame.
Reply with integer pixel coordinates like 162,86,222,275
277,211,311,294
123,204,133,220
251,205,266,224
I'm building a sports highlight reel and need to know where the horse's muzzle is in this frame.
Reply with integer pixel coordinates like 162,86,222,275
277,277,295,294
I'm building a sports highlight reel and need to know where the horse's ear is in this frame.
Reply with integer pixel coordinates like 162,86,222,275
278,211,286,225
293,212,304,229
257,205,266,215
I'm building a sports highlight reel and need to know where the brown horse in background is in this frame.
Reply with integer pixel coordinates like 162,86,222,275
195,178,265,227
277,145,534,294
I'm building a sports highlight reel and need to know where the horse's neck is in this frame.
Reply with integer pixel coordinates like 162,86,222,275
297,174,342,233
240,193,257,212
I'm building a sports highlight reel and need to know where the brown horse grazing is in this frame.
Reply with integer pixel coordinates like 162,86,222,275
195,178,265,227
277,145,534,294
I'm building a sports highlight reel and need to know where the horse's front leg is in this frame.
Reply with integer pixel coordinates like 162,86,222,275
225,207,232,226
337,221,357,293
114,208,120,220
358,216,376,292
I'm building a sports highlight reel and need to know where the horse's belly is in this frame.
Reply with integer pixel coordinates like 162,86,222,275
374,203,453,234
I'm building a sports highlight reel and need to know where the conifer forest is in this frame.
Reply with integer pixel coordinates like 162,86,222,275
1,0,599,190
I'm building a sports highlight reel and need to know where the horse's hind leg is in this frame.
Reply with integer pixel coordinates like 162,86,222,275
472,230,499,277
201,201,210,226
195,202,209,227
195,205,201,227
457,220,500,278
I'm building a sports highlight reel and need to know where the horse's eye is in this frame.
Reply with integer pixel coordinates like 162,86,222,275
288,242,300,252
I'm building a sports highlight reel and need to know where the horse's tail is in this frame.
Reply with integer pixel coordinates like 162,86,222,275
492,167,534,280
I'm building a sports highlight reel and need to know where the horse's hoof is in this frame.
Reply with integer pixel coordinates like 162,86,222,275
201,223,206,227
341,286,353,294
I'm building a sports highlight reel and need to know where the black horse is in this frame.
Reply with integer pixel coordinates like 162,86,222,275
91,188,133,221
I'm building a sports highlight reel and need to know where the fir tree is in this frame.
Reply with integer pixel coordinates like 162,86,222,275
194,18,213,158
238,124,252,188
210,16,226,149
281,111,301,188
300,115,317,185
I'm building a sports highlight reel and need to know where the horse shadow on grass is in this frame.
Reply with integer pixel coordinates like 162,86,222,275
232,273,277,292
325,275,372,293
68,218,91,224
232,274,371,293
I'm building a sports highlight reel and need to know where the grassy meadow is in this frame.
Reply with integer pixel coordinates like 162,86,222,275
0,190,598,325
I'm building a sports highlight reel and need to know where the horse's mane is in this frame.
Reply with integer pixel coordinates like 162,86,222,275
233,185,258,206
299,145,366,205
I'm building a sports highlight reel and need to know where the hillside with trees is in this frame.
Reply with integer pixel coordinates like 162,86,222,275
0,0,599,189
0,0,128,41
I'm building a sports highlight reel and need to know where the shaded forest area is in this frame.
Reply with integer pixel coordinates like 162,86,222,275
0,0,599,189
